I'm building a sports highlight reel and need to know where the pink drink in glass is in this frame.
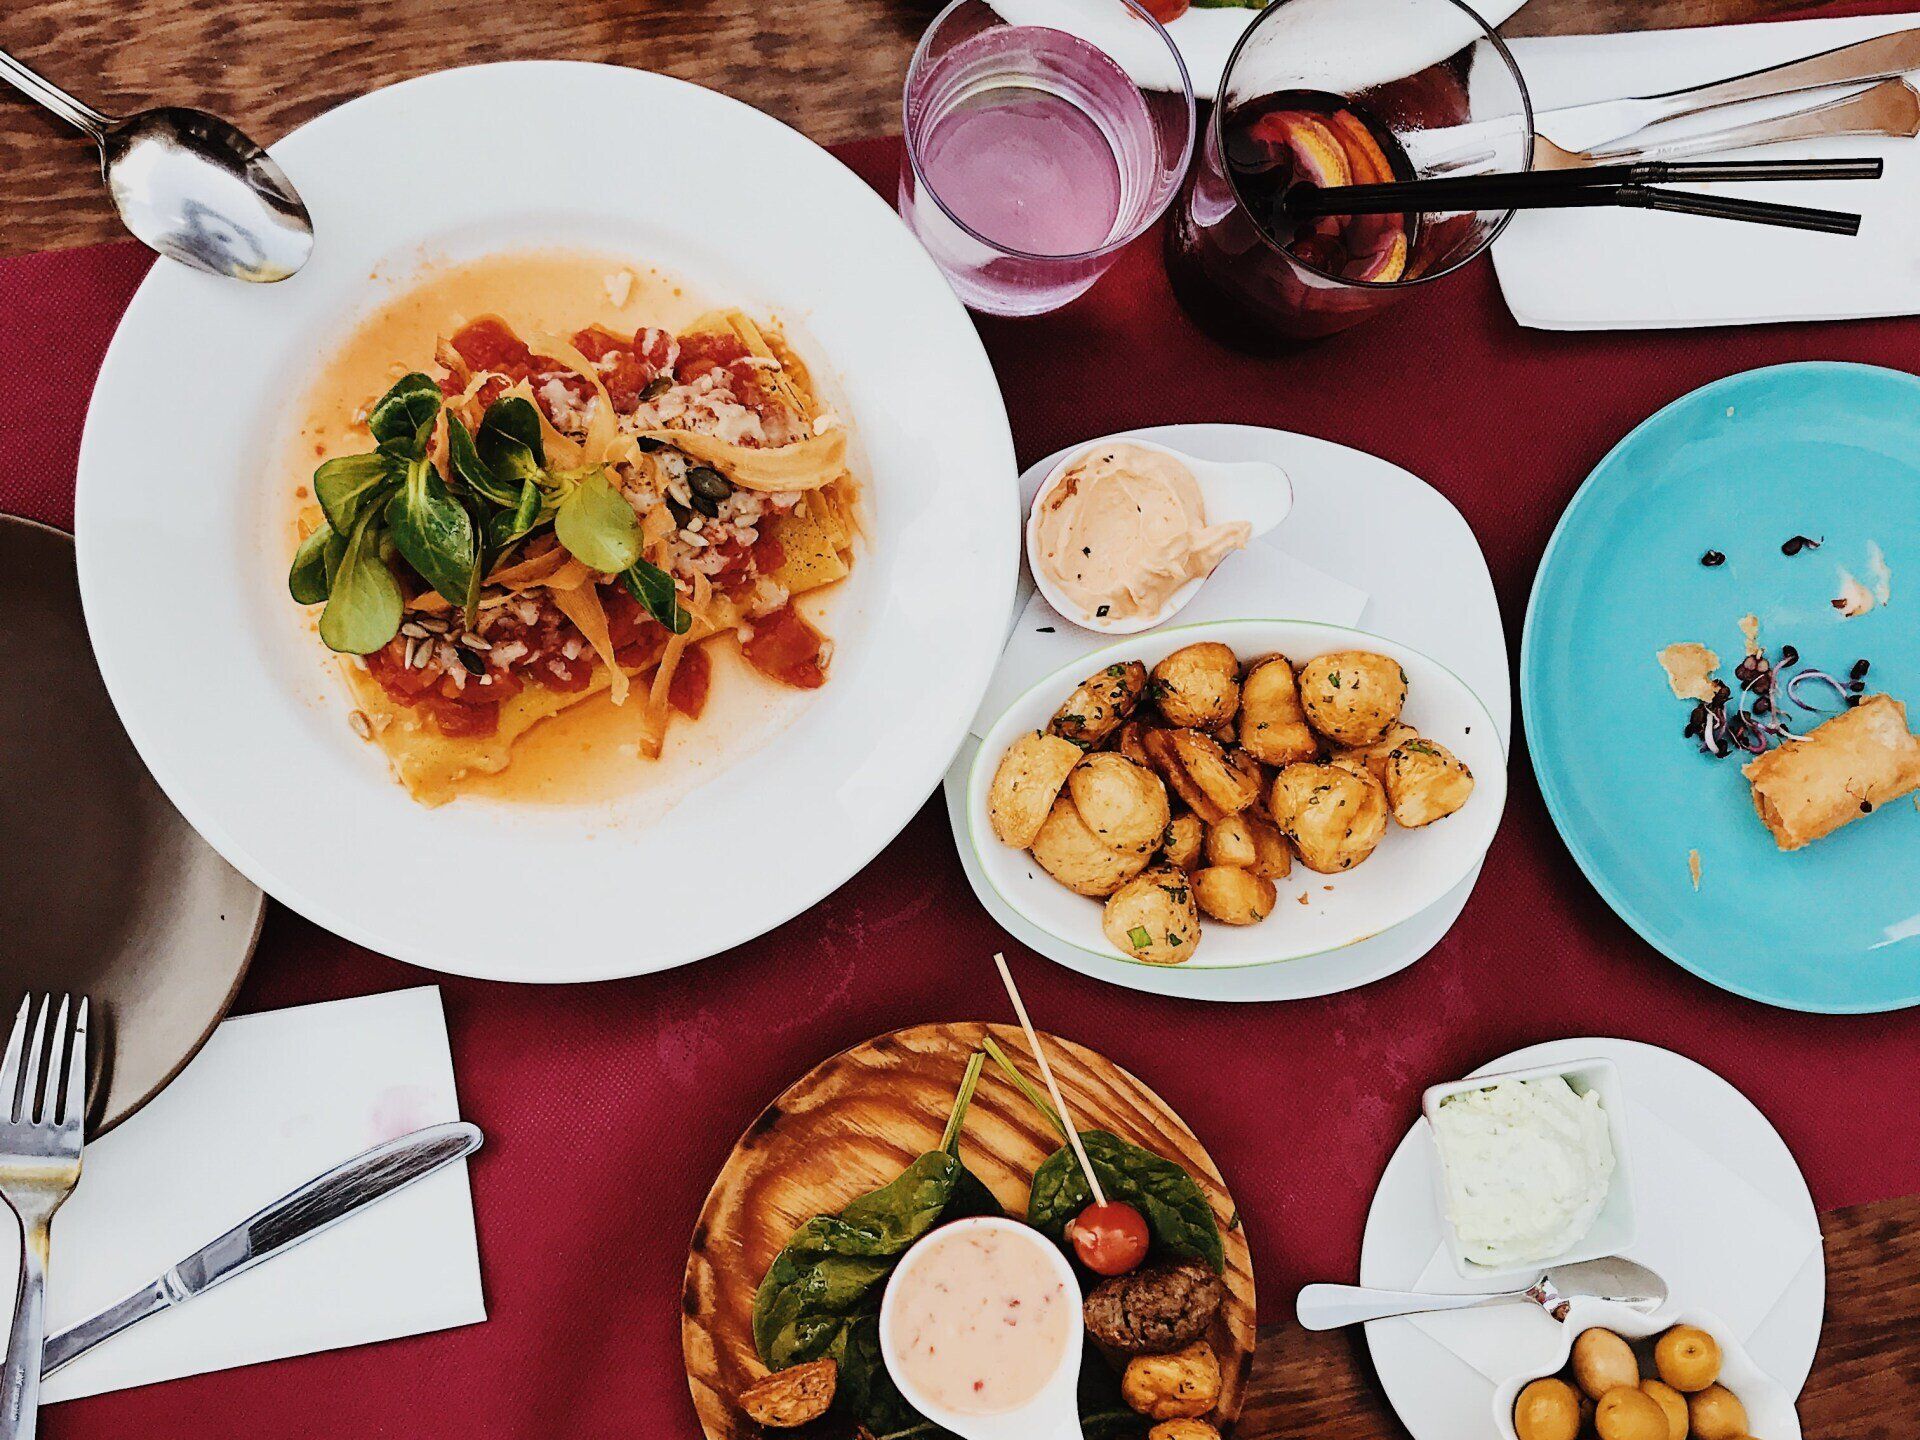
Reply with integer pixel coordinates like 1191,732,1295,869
901,1,1194,318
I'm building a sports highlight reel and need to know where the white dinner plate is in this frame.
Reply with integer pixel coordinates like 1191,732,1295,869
942,423,1510,1001
966,618,1508,968
74,63,1019,982
1362,1038,1825,1440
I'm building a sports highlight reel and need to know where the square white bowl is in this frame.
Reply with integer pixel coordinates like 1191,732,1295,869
1422,1057,1637,1283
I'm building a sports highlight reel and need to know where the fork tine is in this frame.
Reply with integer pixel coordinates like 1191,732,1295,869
21,994,52,1124
58,997,88,1131
0,997,30,1124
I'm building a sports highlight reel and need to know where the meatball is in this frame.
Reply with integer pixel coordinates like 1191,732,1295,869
1238,656,1319,766
1382,737,1474,827
1031,796,1151,897
1050,661,1147,748
1270,761,1389,873
1103,867,1202,965
1070,753,1171,855
1121,1342,1222,1421
1150,643,1240,730
1297,651,1408,747
1083,1260,1226,1355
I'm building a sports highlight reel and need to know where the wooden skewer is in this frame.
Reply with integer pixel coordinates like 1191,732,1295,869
993,952,1107,1208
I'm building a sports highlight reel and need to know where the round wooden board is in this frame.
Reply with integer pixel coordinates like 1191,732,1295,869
682,1022,1257,1440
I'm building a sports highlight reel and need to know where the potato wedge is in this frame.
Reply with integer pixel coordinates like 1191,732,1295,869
1144,728,1261,823
740,1359,837,1429
1239,656,1320,766
988,730,1084,848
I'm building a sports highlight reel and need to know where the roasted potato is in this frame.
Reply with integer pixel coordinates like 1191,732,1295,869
1192,866,1277,924
1159,812,1205,870
988,730,1084,848
1269,762,1388,873
1150,643,1240,729
1031,796,1150,897
1206,812,1291,879
1145,728,1262,823
1383,737,1474,827
1238,655,1319,766
1051,661,1147,748
1114,719,1157,771
1297,651,1408,747
1103,867,1201,965
739,1359,837,1428
1069,753,1171,855
1147,1422,1221,1440
1122,1341,1221,1420
1329,720,1418,783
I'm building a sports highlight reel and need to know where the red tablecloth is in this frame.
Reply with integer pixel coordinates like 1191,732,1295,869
5,124,1919,1437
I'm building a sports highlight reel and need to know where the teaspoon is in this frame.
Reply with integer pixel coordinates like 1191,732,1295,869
1296,1256,1669,1330
0,48,313,282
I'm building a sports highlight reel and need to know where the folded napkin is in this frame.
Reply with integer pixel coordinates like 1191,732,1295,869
969,543,1370,737
0,986,485,1403
1404,1098,1819,1383
1493,12,1920,330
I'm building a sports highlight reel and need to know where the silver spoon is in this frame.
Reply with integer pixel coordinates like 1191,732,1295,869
1295,1256,1669,1330
0,48,312,281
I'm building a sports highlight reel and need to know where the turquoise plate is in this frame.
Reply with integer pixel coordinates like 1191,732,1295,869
1523,362,1920,1013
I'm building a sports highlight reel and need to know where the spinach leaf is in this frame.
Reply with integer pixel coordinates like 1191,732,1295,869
385,458,478,606
318,507,403,654
1077,1351,1152,1440
620,558,692,635
476,396,546,485
314,453,398,534
288,522,343,605
553,469,643,574
367,372,442,451
446,412,523,510
1027,1131,1224,1273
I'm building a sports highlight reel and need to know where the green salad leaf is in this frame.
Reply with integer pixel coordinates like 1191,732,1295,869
288,522,343,606
318,507,403,655
386,457,478,605
621,559,692,635
552,468,643,574
475,396,546,485
314,453,398,534
366,372,442,450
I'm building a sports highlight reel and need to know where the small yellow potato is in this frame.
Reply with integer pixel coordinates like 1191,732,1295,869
1204,814,1259,869
1121,1341,1220,1420
1639,1379,1689,1440
1103,868,1202,965
739,1359,837,1428
1596,1386,1670,1440
1383,737,1475,827
1655,1326,1720,1393
1297,650,1408,747
1238,655,1319,766
1571,1328,1641,1401
1512,1377,1582,1440
1069,753,1171,855
1150,642,1240,729
988,730,1084,848
1159,812,1205,870
1192,865,1277,924
1330,720,1418,783
1685,1385,1747,1440
1050,661,1147,747
1031,796,1150,898
1268,762,1389,874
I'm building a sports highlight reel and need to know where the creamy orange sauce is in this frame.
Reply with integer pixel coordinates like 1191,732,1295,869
281,249,849,811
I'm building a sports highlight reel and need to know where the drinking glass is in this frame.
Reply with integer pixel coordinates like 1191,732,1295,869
900,0,1197,317
1165,0,1533,348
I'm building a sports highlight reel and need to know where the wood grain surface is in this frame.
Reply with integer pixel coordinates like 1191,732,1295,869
0,0,1876,257
683,1022,1257,1440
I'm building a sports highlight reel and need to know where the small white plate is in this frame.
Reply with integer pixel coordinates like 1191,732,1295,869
942,423,1510,1002
74,63,1018,982
1363,1038,1825,1440
967,618,1507,969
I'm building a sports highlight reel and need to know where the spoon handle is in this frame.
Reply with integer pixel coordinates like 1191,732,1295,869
0,49,109,141
1294,1282,1519,1330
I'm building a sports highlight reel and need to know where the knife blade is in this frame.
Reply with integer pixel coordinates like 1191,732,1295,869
42,1120,483,1377
1534,28,1920,154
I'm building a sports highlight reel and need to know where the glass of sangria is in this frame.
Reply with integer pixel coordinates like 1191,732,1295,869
900,0,1197,317
1165,0,1533,348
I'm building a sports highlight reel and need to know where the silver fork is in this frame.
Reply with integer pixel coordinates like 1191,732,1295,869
0,997,87,1440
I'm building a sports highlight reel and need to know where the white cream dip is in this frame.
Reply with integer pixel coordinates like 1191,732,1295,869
1432,1076,1615,1269
885,1223,1074,1415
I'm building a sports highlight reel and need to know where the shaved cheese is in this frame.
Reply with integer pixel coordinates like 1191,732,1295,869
639,629,692,758
548,582,629,706
630,425,847,492
530,332,622,467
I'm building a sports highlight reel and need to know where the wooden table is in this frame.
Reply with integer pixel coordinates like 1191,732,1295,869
2,1,1914,1436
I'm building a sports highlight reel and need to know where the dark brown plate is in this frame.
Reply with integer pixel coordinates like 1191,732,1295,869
0,516,263,1134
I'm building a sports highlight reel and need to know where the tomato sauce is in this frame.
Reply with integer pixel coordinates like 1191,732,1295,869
742,603,829,690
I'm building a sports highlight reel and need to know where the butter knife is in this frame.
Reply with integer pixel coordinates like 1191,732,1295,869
1534,28,1920,153
42,1120,483,1377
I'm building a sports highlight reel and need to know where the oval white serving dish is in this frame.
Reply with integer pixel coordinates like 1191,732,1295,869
1492,1298,1802,1440
966,618,1508,971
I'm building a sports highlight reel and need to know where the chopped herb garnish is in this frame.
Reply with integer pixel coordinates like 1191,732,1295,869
1127,925,1153,949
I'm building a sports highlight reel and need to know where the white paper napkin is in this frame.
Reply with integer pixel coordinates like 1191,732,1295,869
969,542,1371,738
1405,1098,1819,1382
0,986,486,1403
1492,13,1920,330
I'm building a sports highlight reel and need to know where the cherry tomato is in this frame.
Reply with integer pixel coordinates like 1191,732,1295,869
1067,1200,1151,1276
1140,0,1191,22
